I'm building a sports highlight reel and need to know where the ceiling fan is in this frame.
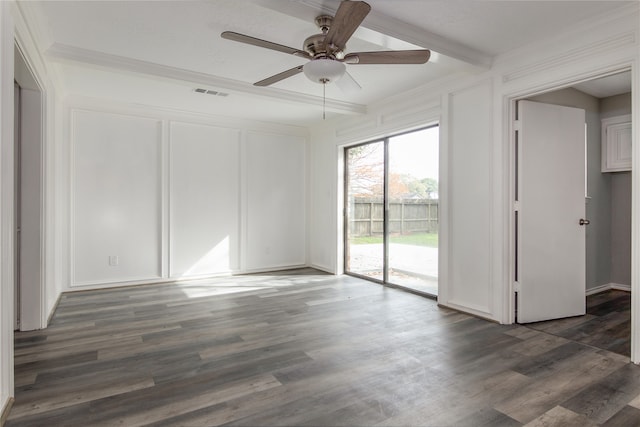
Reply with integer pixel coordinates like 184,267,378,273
221,0,431,92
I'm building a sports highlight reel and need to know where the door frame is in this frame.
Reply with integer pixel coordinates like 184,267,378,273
504,63,638,362
13,40,46,331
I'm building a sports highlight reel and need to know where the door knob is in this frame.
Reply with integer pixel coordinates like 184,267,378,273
579,218,590,226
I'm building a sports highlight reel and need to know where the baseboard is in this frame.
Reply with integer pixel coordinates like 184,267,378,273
308,264,336,274
586,282,631,296
611,283,632,292
46,292,63,327
1,397,14,427
586,284,612,296
239,264,309,275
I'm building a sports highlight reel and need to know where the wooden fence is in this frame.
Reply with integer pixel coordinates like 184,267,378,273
348,198,439,236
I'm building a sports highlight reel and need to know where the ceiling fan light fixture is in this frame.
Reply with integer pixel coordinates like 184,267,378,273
303,59,346,84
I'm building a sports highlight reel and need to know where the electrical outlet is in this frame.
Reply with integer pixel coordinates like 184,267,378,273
109,255,119,266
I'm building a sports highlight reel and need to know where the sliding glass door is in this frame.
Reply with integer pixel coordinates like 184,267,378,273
387,128,439,295
344,141,385,281
345,126,439,296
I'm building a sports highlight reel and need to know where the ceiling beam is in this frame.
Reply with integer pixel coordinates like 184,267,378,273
255,0,491,69
45,43,367,116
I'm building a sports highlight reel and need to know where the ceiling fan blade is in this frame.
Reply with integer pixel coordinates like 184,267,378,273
344,50,431,65
221,31,310,59
336,71,362,95
324,1,371,52
254,65,304,87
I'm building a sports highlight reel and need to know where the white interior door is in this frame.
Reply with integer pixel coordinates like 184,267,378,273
517,100,586,323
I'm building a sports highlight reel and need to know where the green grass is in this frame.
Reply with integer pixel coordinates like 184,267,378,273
351,233,438,247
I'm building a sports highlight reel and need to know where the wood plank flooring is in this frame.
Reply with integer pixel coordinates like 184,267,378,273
526,290,631,357
6,270,640,426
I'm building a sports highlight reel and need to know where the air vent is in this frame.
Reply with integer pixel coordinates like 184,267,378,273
193,88,229,97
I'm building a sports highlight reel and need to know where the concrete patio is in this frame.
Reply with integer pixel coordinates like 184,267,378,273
348,243,438,295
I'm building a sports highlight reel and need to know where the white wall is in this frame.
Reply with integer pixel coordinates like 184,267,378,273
443,80,495,317
72,110,163,285
68,104,308,288
169,122,240,277
308,125,338,273
245,131,306,271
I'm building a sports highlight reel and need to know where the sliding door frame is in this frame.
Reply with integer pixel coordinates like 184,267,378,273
343,125,438,298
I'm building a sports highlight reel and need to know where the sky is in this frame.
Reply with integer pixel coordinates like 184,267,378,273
389,126,439,181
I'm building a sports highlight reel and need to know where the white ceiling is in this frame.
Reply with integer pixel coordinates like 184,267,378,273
25,0,635,126
573,71,632,99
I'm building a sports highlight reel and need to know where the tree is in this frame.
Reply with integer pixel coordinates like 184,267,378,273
347,144,384,197
406,177,427,198
388,173,409,199
347,144,438,199
402,175,438,199
421,177,439,199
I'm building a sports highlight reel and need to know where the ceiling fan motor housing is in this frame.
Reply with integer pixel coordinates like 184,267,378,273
304,15,343,58
304,34,328,57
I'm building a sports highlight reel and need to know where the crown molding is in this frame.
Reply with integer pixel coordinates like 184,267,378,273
65,94,311,137
11,1,64,90
13,1,53,52
45,43,366,116
502,32,636,84
495,2,638,70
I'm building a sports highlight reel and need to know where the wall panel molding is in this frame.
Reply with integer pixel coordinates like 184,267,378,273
67,103,309,288
71,109,163,286
440,79,495,319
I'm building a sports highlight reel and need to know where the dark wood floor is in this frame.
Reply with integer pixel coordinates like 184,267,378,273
526,290,631,357
7,271,640,426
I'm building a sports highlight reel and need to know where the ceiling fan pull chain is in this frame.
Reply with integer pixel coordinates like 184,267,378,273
323,82,326,120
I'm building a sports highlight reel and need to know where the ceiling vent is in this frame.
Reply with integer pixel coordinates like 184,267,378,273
194,88,229,97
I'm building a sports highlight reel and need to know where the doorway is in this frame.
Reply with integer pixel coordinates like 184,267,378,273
14,44,44,331
344,126,439,297
512,70,633,355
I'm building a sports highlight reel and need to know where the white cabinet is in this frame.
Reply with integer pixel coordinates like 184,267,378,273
602,114,632,172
